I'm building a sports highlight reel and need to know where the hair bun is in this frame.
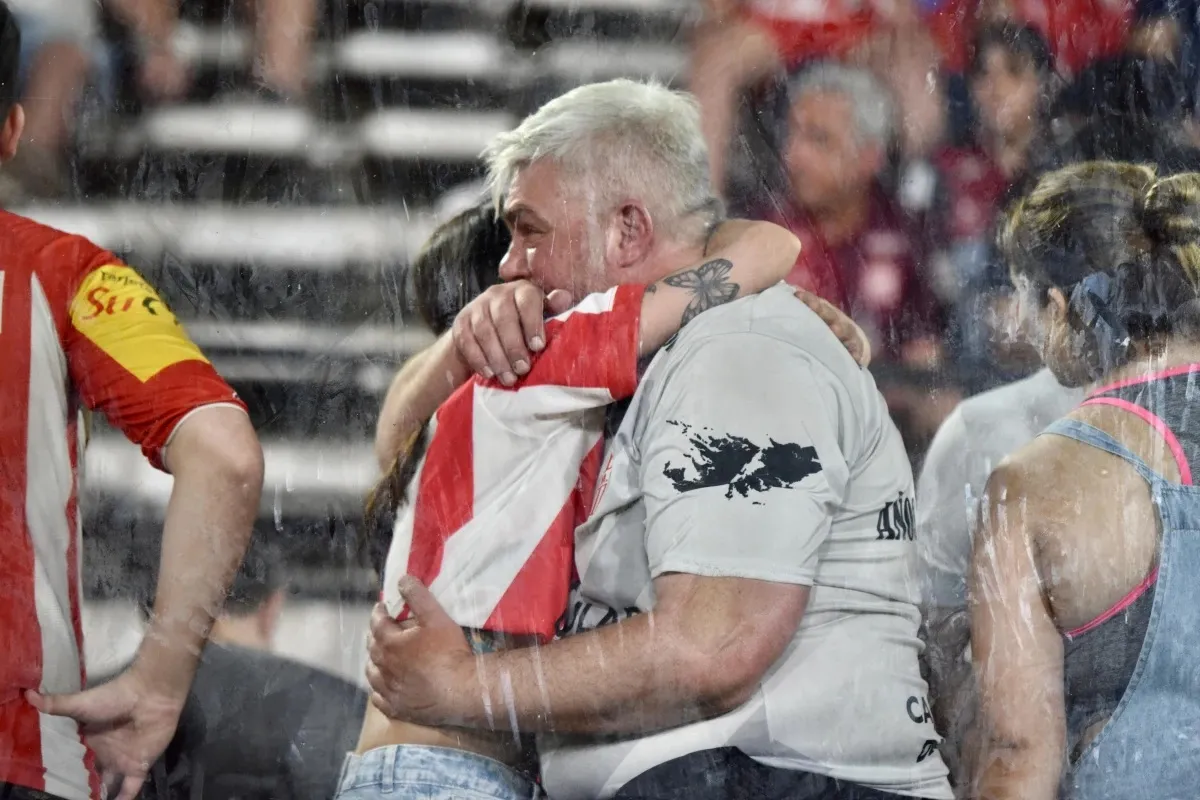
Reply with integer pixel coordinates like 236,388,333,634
1140,174,1200,248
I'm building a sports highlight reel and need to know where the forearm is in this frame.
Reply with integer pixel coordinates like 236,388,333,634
137,408,262,696
638,220,800,354
374,336,471,471
447,614,723,736
975,732,1064,800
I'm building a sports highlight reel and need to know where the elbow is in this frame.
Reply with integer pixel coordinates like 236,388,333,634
172,409,265,508
674,640,774,717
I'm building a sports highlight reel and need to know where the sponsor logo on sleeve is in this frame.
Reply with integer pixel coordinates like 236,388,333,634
69,265,209,382
661,420,821,502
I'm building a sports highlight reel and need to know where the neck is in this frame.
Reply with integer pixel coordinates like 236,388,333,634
210,615,271,652
639,231,710,284
810,189,871,247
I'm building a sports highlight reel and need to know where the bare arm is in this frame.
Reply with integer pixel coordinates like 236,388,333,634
370,572,807,735
970,465,1065,800
636,219,799,354
139,405,264,693
373,343,468,472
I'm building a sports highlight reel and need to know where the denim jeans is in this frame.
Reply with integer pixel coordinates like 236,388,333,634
334,745,540,800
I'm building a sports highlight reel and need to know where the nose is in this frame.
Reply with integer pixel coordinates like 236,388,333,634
498,241,530,282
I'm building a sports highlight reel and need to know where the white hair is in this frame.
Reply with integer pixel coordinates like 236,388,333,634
789,63,895,147
483,79,718,237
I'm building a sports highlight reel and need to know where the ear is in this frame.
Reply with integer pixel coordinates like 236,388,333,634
1046,286,1070,321
604,201,654,271
0,104,23,163
256,589,286,645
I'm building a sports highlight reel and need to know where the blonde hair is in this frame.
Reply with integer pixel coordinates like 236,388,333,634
1003,160,1200,301
1000,161,1200,367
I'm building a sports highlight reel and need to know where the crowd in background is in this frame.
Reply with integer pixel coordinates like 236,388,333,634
693,0,1200,460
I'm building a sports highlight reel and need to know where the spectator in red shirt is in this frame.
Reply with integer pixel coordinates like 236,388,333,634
764,63,942,366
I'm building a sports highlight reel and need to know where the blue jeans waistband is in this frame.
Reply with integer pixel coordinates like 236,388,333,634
336,744,539,799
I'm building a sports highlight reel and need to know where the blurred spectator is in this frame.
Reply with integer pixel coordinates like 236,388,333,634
2,0,104,198
929,23,1052,390
1,0,190,200
763,63,942,367
108,538,367,800
145,0,316,102
1047,53,1200,166
691,0,951,195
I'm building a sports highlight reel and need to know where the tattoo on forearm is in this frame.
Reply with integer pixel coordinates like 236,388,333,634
663,258,739,326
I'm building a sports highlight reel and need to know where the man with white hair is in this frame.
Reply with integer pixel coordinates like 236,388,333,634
366,79,952,800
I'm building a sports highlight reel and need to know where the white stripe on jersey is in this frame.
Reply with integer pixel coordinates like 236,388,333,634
27,276,89,800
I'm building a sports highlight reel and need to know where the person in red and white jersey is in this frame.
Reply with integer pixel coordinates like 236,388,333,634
0,7,264,800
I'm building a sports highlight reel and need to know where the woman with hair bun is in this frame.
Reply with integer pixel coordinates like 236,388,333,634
971,161,1200,799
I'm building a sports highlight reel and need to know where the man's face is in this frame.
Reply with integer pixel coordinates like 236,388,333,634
972,47,1039,141
785,91,875,213
498,158,610,300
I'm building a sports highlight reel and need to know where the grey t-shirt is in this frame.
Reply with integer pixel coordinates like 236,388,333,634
539,284,952,800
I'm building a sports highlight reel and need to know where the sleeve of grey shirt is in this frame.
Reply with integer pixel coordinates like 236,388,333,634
638,332,850,585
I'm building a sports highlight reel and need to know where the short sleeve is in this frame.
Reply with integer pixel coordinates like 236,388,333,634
64,263,245,470
478,284,643,432
914,407,974,611
639,332,849,585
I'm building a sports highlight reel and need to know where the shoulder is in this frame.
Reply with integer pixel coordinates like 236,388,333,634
0,210,113,263
663,283,853,370
0,210,119,295
980,434,1064,527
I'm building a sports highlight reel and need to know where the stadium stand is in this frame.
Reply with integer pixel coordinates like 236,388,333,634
27,0,688,667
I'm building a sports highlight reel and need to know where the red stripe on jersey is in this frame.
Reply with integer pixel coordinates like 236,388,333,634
483,493,577,641
400,389,476,621
0,269,46,791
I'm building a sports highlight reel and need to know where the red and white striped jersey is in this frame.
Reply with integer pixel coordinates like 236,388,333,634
0,211,244,800
382,284,644,642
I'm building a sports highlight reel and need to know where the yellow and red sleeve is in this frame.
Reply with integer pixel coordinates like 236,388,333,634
64,263,246,471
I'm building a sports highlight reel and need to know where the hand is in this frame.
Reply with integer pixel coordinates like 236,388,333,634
26,667,186,800
793,287,873,367
366,577,476,727
452,281,573,385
